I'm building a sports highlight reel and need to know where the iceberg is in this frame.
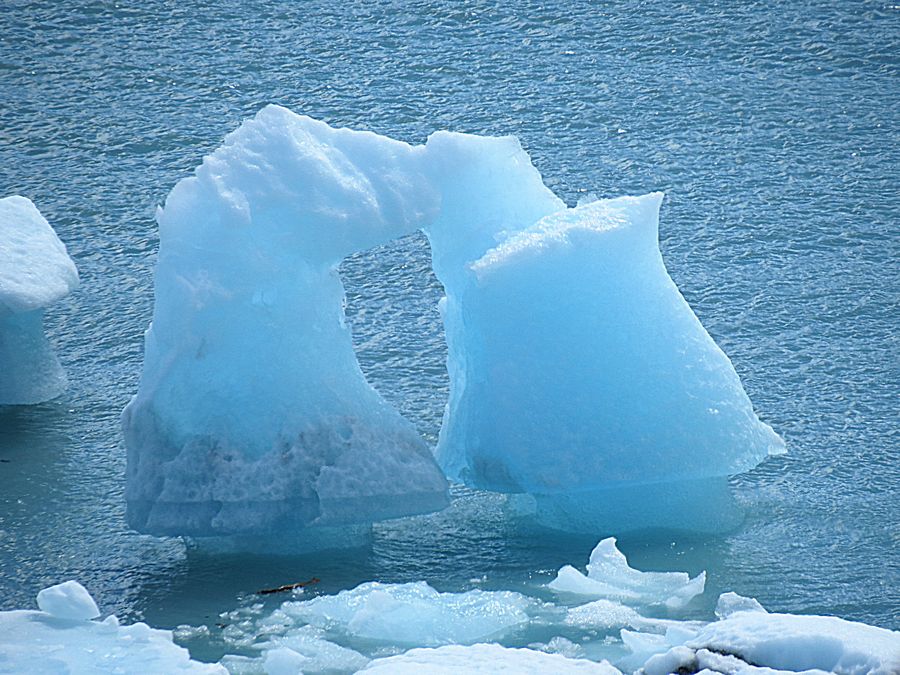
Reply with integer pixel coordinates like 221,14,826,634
0,196,78,405
125,105,782,539
0,581,224,674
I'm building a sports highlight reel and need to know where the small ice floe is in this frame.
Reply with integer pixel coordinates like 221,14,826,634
280,580,533,646
0,581,224,673
548,537,706,611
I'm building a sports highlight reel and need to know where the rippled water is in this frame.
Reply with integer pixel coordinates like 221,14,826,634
1,0,897,655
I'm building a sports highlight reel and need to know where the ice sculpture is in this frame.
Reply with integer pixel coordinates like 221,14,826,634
125,104,782,540
0,196,79,405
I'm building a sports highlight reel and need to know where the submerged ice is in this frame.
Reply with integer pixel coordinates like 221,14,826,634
125,105,783,539
0,196,78,405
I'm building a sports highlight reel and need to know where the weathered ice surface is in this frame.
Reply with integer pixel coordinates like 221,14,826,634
0,196,78,405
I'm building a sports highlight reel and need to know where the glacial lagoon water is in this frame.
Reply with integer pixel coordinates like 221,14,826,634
0,0,897,664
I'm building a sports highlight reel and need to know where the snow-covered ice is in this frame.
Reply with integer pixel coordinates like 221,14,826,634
361,644,622,674
0,195,78,405
549,538,705,610
125,105,782,539
0,582,224,674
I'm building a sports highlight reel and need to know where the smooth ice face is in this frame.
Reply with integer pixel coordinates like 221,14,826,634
437,194,784,495
281,581,532,646
0,196,78,405
548,538,705,611
362,644,622,674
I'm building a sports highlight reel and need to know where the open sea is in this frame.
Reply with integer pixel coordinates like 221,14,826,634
1,0,898,664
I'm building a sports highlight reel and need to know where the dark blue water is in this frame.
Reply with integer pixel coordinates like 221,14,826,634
1,0,897,653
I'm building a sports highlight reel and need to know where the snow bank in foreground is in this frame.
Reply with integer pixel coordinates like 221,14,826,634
0,195,78,405
0,581,223,674
549,538,705,610
362,644,621,673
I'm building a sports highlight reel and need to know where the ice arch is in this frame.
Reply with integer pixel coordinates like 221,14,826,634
123,105,562,536
124,105,782,539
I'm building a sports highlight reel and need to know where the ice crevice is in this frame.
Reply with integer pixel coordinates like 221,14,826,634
123,104,784,540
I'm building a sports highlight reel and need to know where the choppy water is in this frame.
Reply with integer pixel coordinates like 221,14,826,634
1,0,898,658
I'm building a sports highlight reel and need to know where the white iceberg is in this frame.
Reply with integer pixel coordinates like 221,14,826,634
361,643,621,674
549,538,705,611
0,196,78,405
0,581,224,674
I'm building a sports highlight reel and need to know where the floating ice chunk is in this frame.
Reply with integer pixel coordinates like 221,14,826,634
0,583,224,673
685,602,900,675
715,591,768,619
623,593,900,675
549,538,705,611
0,196,78,405
256,624,369,673
35,580,99,621
437,194,784,506
361,644,621,674
282,581,531,646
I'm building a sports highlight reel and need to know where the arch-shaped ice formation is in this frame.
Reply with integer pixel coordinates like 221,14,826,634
0,196,79,405
124,105,782,539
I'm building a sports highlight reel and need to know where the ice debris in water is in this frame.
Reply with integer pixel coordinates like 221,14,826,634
549,538,706,611
7,542,897,674
361,643,622,674
124,105,782,540
35,580,99,621
280,581,532,646
0,195,78,405
0,582,224,673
